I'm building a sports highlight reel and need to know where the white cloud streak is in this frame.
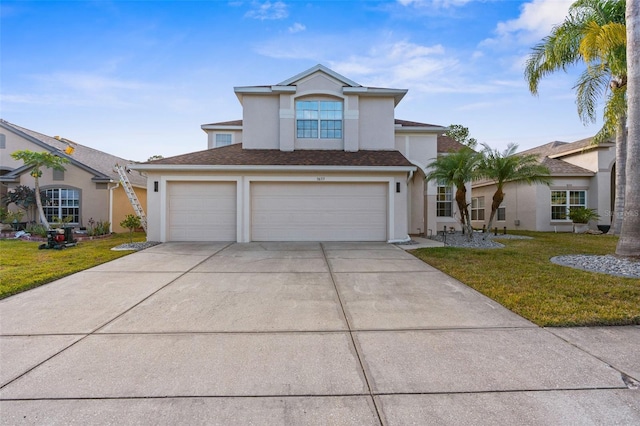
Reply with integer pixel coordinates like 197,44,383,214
245,1,288,20
288,22,306,33
396,0,472,8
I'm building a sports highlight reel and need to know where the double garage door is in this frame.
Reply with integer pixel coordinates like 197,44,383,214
167,181,387,242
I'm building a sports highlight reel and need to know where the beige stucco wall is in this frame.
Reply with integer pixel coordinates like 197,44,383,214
359,97,395,150
394,133,440,235
111,185,147,233
242,95,280,150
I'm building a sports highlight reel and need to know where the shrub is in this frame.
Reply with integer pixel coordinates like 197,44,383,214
26,223,48,237
120,214,141,243
568,207,600,224
88,220,111,236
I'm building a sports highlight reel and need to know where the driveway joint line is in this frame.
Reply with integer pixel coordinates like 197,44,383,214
319,242,384,425
0,242,234,391
542,327,640,384
2,386,630,403
0,325,539,338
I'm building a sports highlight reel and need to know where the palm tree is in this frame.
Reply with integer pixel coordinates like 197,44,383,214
477,143,553,234
524,0,627,234
616,0,640,257
425,148,481,239
10,150,69,229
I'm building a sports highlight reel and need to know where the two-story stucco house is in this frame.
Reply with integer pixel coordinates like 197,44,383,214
471,137,615,232
133,65,465,242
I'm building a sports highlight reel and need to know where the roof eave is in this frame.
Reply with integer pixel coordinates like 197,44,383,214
548,142,615,158
343,87,407,105
201,124,243,131
395,125,448,133
130,164,416,173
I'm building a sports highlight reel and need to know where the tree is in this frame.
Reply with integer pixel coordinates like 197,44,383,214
477,143,553,234
444,124,478,149
524,0,627,234
425,148,481,239
2,185,39,222
120,214,141,243
147,155,164,161
10,150,69,229
616,0,640,257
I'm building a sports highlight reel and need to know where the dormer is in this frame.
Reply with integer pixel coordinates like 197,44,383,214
234,64,407,152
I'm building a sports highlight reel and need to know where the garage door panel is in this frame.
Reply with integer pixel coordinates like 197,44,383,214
251,182,387,241
167,182,236,241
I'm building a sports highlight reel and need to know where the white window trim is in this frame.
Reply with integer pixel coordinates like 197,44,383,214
43,187,81,224
551,189,587,221
215,133,233,147
471,196,485,221
436,182,453,218
295,99,343,140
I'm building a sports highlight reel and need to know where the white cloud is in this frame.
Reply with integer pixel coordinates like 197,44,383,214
396,0,472,8
483,0,573,47
288,22,306,33
245,1,288,20
328,40,496,94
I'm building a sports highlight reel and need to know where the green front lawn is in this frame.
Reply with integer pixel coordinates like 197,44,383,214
411,231,640,327
0,232,147,299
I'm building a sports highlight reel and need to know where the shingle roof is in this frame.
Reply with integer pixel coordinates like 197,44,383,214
0,120,146,187
394,119,444,128
539,157,595,175
519,136,612,159
437,134,467,153
146,143,413,167
202,120,243,127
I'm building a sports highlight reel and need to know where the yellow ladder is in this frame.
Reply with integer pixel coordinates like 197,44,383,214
114,164,147,232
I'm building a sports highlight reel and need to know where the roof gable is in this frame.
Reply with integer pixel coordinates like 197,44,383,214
277,64,361,87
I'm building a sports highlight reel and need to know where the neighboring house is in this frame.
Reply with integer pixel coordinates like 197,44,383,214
471,137,615,232
0,119,147,233
133,64,466,243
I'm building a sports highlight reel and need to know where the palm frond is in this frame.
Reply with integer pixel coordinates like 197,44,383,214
574,66,610,123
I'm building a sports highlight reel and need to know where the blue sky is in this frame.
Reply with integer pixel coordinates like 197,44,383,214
2,0,603,161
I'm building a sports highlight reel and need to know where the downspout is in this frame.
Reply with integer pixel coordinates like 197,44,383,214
108,181,120,233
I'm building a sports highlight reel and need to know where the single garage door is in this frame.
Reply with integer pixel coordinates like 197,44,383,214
251,182,387,241
167,181,236,241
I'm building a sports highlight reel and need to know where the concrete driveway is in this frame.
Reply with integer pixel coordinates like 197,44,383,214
1,242,638,425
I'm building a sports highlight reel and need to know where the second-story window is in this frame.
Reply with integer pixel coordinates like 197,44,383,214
215,134,232,147
296,100,342,139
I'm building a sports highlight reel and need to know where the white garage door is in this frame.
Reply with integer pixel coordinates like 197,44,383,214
167,182,236,241
251,182,387,241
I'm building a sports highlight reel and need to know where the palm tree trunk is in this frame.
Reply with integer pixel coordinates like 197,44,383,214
608,115,626,235
616,0,640,257
485,188,505,236
455,186,473,241
33,177,49,229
